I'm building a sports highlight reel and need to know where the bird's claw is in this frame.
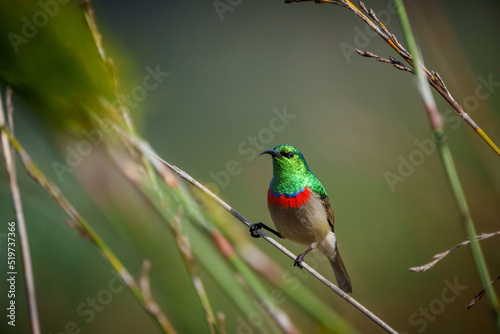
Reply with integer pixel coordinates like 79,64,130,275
294,254,305,269
250,222,264,238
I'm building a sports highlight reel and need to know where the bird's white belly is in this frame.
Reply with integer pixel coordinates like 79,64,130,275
268,193,331,246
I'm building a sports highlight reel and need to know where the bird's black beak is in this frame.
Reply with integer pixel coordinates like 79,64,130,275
260,149,282,158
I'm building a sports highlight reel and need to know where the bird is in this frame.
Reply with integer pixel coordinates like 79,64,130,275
250,144,352,293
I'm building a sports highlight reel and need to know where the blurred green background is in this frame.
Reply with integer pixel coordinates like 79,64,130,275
1,0,499,333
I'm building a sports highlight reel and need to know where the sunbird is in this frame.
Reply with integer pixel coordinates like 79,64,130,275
251,144,352,293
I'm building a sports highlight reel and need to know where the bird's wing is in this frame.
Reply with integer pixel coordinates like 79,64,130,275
321,196,335,232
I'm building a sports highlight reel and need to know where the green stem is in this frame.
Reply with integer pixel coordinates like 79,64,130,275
436,130,500,327
395,1,500,330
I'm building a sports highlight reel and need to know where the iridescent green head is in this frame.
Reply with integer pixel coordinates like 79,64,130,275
261,144,327,197
260,144,310,178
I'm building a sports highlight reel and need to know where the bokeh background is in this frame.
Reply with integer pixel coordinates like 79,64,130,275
1,0,500,333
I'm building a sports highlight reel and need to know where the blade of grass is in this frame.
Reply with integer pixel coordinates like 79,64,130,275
141,156,219,334
0,123,176,334
395,1,500,331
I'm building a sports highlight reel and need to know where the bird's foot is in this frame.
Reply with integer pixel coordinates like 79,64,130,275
250,222,282,238
250,222,265,238
294,253,305,269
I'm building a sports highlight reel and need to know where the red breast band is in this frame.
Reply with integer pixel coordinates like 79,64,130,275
268,187,310,209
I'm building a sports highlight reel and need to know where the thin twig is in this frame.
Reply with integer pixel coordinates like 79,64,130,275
0,90,41,334
286,0,500,156
170,209,217,334
467,276,500,310
356,49,414,73
409,231,500,272
132,141,398,334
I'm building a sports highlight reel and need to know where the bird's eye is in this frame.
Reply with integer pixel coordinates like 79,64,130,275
285,152,294,159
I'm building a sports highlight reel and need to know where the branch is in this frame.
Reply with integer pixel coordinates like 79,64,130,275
409,231,500,272
1,88,41,334
130,139,398,334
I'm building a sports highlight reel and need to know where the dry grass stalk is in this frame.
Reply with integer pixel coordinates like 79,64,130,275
286,0,500,155
409,231,500,272
0,88,41,334
139,260,178,333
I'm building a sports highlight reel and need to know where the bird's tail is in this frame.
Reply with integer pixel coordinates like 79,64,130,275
330,250,352,294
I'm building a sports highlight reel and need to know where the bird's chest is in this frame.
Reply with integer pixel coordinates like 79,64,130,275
267,189,330,245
